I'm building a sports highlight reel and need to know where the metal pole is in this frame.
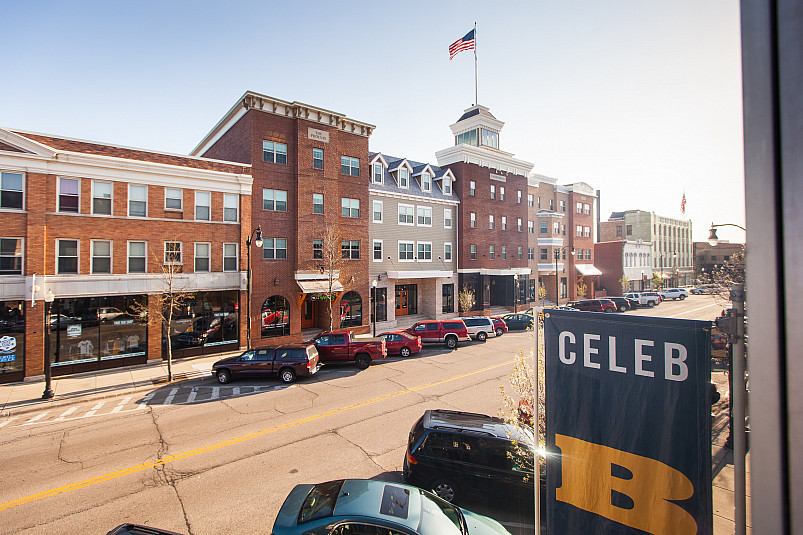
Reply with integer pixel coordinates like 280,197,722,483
554,251,559,305
731,282,746,535
372,286,377,337
533,305,542,534
42,300,54,399
246,244,251,349
474,22,478,105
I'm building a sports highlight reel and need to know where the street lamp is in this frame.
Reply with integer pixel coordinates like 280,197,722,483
708,222,747,246
371,279,377,337
245,226,263,349
553,246,575,304
42,290,55,400
513,274,519,313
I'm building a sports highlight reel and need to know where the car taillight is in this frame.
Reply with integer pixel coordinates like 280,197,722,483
406,451,417,465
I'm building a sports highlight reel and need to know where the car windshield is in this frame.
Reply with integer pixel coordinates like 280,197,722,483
418,490,465,535
298,480,344,524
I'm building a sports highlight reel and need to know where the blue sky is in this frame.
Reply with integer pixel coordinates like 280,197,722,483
2,0,746,243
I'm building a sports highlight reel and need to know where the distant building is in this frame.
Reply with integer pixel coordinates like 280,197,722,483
594,240,654,295
600,210,693,287
693,241,744,281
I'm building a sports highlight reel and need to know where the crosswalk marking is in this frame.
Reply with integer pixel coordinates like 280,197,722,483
137,392,155,410
54,407,77,421
0,417,17,429
163,388,179,405
186,388,198,404
110,396,132,414
84,401,106,418
210,387,219,400
22,412,50,425
232,387,240,396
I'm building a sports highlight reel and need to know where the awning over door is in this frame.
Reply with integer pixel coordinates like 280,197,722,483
576,264,603,276
297,280,344,294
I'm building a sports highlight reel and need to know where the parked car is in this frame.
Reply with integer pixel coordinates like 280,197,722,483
500,313,534,331
659,287,690,300
568,299,617,313
378,331,422,357
404,320,471,349
607,297,632,312
272,478,512,535
212,344,320,384
489,316,508,336
107,524,183,535
312,330,387,369
643,291,664,302
691,285,720,295
624,292,661,307
459,316,497,341
404,409,535,506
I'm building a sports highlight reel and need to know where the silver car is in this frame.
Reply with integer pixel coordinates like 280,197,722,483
459,316,496,342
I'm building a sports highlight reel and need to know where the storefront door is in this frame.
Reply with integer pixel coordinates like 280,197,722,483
302,299,315,329
395,289,409,316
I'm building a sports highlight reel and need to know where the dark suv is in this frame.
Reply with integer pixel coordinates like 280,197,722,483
403,410,535,507
569,299,616,312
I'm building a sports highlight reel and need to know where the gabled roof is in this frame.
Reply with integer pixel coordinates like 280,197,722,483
411,163,435,177
369,152,388,167
386,156,413,173
369,152,458,202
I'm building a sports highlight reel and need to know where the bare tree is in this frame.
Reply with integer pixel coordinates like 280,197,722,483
538,282,547,307
132,241,194,382
318,225,344,332
619,275,630,295
576,280,588,299
458,287,475,314
700,246,746,303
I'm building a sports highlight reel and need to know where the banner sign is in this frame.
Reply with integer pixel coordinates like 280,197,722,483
544,310,712,535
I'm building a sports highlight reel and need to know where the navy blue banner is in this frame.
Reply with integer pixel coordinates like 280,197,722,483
544,310,712,535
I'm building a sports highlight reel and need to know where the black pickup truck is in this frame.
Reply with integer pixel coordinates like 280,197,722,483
212,344,321,384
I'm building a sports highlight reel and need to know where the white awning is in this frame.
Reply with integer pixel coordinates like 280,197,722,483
576,264,602,276
297,280,344,294
387,270,453,279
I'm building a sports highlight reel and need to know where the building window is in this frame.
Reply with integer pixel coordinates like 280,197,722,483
528,221,534,234
549,199,554,210
500,187,506,201
129,185,148,217
626,224,633,236
223,243,238,271
57,239,79,274
263,141,287,164
444,243,452,261
372,162,383,183
540,222,548,234
263,189,288,212
586,249,592,260
517,190,522,204
616,225,623,237
92,181,112,215
341,198,360,218
540,248,548,261
444,209,452,229
577,202,583,213
518,247,523,260
562,224,566,236
165,188,182,210
128,241,146,273
0,238,23,274
584,203,591,215
417,242,432,261
457,129,479,146
313,148,324,170
194,242,210,272
0,171,24,210
528,194,534,207
561,277,568,299
538,197,541,208
398,168,409,188
502,246,507,259
164,241,182,264
470,245,477,260
584,226,591,238
372,200,383,222
470,212,477,228
489,215,495,229
553,222,560,234
417,206,432,226
261,296,290,338
421,172,431,192
313,193,323,214
223,194,239,222
341,156,360,176
341,240,360,259
502,216,507,230
58,177,80,213
313,239,323,259
470,181,476,195
491,185,496,199
560,200,566,212
397,204,414,225
91,240,112,274
528,248,534,260
373,240,383,261
263,238,288,260
340,291,362,328
442,284,454,314
195,191,211,221
517,219,522,232
489,245,495,259
399,241,414,261
443,178,451,195
577,225,583,237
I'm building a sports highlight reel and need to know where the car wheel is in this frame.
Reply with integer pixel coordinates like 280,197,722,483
216,369,232,384
495,327,504,337
431,480,458,503
680,294,686,300
400,346,411,357
477,331,487,342
618,305,627,312
604,307,614,313
355,354,371,369
279,367,296,384
445,336,458,349
647,301,655,308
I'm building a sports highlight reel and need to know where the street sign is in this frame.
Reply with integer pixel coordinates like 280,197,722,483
544,310,712,535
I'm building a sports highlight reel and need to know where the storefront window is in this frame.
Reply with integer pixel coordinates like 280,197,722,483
261,295,290,338
340,291,362,328
48,296,147,367
442,284,454,314
166,291,239,351
372,288,387,322
0,301,24,380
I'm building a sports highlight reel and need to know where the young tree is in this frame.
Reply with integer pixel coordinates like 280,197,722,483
651,273,663,290
538,282,547,307
318,225,344,332
458,286,475,314
619,275,630,295
576,280,588,299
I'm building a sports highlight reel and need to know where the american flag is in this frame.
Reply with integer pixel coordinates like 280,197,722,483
449,29,475,60
681,192,687,214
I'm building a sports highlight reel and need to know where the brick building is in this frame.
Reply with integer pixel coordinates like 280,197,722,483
0,128,252,383
192,92,374,343
693,241,744,281
594,240,654,295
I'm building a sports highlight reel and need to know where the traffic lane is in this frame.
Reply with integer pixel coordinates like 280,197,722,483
626,294,724,320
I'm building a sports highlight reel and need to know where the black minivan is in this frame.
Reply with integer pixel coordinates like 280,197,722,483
403,409,536,507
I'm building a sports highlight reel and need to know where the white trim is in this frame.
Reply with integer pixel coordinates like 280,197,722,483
386,270,453,279
222,242,238,272
127,240,147,275
416,241,433,262
91,179,113,216
371,161,384,185
57,176,80,213
372,200,383,223
456,267,532,276
368,189,459,206
537,237,565,247
90,239,113,275
435,143,534,177
32,272,244,299
128,184,148,217
372,239,383,262
398,203,415,226
56,238,79,275
369,153,389,168
398,240,415,262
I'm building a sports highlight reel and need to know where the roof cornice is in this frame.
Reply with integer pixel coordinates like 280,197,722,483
435,144,533,177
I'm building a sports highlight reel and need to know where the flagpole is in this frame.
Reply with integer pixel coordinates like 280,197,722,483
474,22,478,105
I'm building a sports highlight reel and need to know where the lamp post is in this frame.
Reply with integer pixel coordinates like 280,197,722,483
707,222,746,246
42,290,55,399
245,226,263,349
371,279,377,337
513,274,518,313
553,247,575,304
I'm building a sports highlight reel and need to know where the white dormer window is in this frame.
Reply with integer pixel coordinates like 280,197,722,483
399,168,409,188
373,163,383,184
443,178,451,195
422,172,431,192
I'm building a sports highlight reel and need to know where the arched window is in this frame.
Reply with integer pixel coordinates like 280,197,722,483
339,291,362,328
261,296,289,337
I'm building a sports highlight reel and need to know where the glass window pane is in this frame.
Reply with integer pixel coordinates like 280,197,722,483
130,185,147,202
59,240,78,256
129,242,145,256
1,172,23,191
60,178,79,195
93,241,110,256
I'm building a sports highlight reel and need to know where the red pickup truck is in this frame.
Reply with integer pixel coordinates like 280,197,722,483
311,330,387,369
404,320,471,349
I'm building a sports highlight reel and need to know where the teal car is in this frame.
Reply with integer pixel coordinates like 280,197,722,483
272,479,511,535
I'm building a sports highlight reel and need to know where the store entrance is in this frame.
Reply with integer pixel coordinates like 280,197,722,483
302,299,315,329
395,289,409,316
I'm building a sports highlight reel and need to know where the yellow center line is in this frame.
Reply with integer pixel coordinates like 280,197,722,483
0,359,514,512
